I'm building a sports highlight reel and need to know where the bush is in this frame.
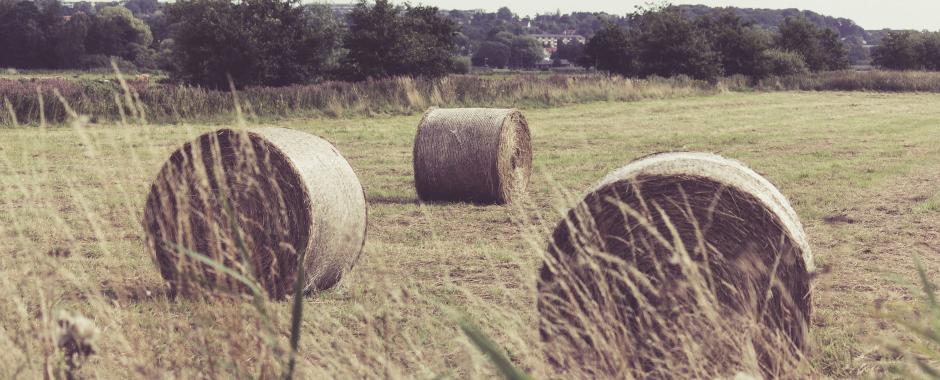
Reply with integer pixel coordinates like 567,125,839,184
450,56,471,74
581,22,633,75
87,6,153,65
758,49,809,77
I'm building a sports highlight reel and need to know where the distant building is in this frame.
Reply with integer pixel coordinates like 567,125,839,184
530,33,586,59
529,34,586,49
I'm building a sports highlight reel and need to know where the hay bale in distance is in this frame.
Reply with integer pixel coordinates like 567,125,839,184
413,108,532,204
142,128,367,299
538,152,813,377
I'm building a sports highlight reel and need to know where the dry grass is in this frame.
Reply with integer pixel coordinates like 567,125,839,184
539,152,813,379
754,70,940,92
0,75,719,126
3,91,940,378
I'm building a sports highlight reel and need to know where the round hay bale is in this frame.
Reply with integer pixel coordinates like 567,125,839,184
413,108,532,204
142,127,367,299
537,152,813,377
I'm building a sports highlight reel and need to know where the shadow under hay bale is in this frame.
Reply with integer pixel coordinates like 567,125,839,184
538,152,813,378
142,128,367,300
413,108,532,204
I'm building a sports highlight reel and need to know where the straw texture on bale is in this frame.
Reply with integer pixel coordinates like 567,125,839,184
538,152,813,377
413,108,532,204
143,128,367,299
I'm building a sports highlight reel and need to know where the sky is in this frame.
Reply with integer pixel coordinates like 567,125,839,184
328,0,940,31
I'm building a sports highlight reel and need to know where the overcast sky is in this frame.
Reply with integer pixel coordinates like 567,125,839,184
328,1,940,31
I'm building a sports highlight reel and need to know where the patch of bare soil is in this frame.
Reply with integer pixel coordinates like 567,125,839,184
822,214,857,225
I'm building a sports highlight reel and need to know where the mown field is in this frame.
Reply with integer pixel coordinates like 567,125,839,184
2,91,940,378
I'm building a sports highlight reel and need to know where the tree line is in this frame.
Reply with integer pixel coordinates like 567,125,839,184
0,0,464,88
3,0,940,89
449,4,873,66
0,0,155,70
580,6,849,81
872,31,940,71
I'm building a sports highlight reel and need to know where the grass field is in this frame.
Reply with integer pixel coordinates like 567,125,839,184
3,91,940,378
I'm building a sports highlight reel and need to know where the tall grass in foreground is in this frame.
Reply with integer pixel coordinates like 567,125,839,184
6,68,940,378
0,74,719,125
536,175,813,379
882,253,940,379
0,74,305,379
0,70,784,379
0,69,550,378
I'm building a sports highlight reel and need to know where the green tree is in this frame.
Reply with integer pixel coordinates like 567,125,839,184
242,0,339,84
454,31,471,55
871,31,919,70
472,41,510,68
873,31,940,71
581,22,632,75
167,0,247,86
124,0,158,15
489,31,515,47
70,1,94,15
697,9,771,77
342,0,458,79
629,5,723,80
86,6,154,66
301,4,343,69
398,5,459,76
818,28,850,70
917,32,940,71
168,0,340,88
553,39,585,64
844,35,870,65
0,1,57,68
142,11,170,46
776,16,848,71
496,6,514,22
53,11,92,67
508,35,543,68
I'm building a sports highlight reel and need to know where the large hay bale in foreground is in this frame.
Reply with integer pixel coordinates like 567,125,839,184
538,152,813,378
143,128,367,299
413,108,532,204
